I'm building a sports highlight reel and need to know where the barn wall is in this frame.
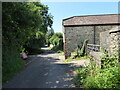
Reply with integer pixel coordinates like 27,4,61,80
64,26,94,57
63,25,118,58
100,26,120,64
100,26,120,54
95,25,118,44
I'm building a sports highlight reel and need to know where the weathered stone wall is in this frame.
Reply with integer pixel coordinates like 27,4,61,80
95,25,117,44
63,25,119,58
64,26,94,57
100,30,111,52
100,26,120,56
109,28,120,55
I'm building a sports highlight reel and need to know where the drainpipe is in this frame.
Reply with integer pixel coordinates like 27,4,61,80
94,26,96,44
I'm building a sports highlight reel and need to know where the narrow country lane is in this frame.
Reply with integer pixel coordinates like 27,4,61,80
3,47,75,88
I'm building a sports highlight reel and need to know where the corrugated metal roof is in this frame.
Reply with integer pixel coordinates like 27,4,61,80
63,14,120,26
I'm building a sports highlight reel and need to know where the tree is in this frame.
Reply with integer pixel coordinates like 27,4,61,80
49,33,63,45
46,28,54,46
3,2,53,50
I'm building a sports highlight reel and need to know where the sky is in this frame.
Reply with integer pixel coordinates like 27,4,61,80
41,2,118,33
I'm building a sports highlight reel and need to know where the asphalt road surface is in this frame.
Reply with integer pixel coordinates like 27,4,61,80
3,47,75,88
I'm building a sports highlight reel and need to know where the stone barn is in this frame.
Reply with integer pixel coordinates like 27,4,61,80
62,14,120,59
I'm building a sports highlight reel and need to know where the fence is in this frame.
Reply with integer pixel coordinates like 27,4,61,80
87,44,100,53
87,26,120,66
87,44,101,66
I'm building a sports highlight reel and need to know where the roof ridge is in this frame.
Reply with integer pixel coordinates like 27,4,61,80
63,14,120,26
63,14,119,21
74,14,119,17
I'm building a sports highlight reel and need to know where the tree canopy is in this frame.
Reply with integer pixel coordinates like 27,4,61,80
3,2,53,49
49,33,63,45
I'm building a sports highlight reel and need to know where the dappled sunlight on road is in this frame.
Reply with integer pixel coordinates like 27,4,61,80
3,47,75,88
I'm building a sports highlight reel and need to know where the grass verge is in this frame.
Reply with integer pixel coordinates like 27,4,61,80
3,49,25,83
64,56,89,63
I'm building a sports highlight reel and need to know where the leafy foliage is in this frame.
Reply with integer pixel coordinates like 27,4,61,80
75,51,120,89
49,33,63,45
75,68,87,87
2,2,53,83
46,28,54,46
49,33,63,52
75,39,89,58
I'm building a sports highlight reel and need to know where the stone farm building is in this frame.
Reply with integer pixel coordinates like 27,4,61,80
62,14,120,59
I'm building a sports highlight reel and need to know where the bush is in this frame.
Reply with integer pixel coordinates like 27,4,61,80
75,51,120,89
75,68,87,87
84,67,120,88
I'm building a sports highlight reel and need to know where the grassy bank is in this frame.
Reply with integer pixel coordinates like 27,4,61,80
3,47,44,83
3,48,25,83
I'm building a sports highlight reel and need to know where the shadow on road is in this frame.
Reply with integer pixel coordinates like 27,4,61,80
3,47,75,88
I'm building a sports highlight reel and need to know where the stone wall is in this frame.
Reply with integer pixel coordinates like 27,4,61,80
95,25,117,44
63,24,118,58
100,26,120,56
64,26,94,58
100,30,110,52
109,27,120,55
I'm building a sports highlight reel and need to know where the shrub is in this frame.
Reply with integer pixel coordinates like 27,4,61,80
84,66,120,88
75,68,87,87
75,50,120,89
